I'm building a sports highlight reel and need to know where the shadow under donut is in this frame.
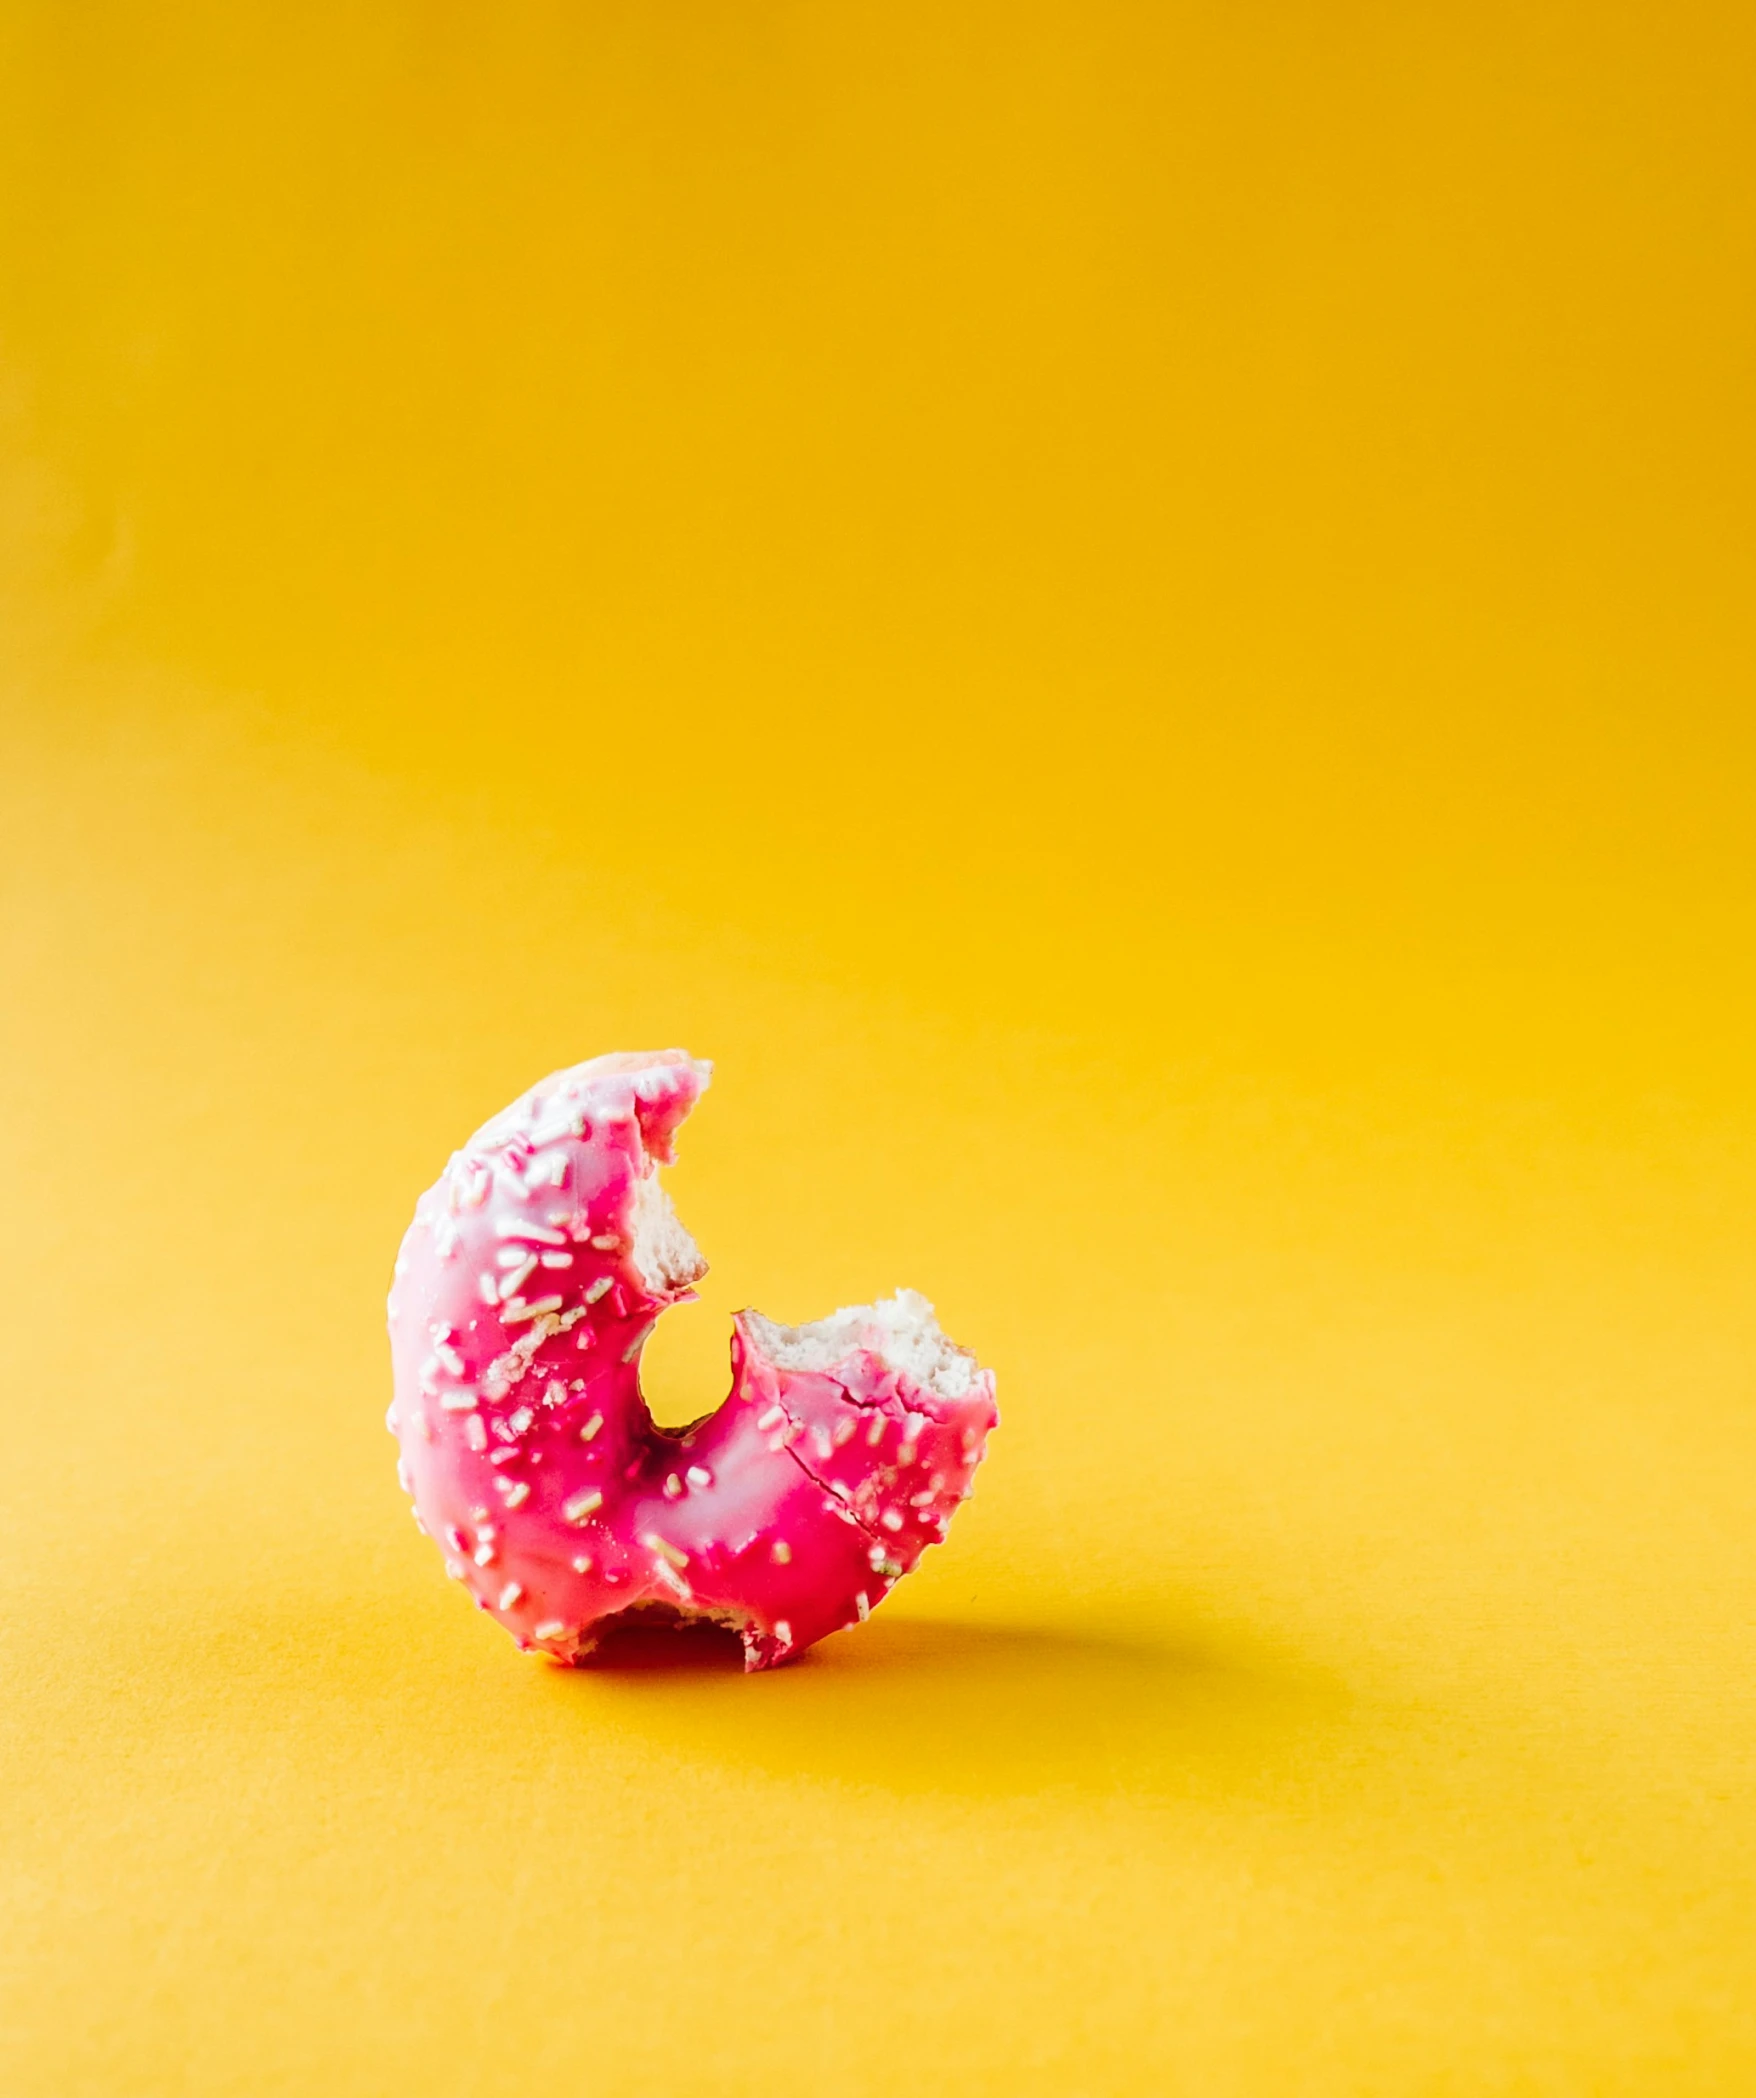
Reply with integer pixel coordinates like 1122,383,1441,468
552,1608,1352,1801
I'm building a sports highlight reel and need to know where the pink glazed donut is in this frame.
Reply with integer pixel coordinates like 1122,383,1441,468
386,1052,998,1669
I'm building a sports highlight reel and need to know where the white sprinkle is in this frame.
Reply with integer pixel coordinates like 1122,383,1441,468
579,1412,604,1442
897,1441,919,1467
477,1522,497,1540
445,1558,466,1579
504,1295,564,1324
589,1233,621,1251
496,1478,531,1508
533,1620,567,1640
571,1554,593,1573
539,1251,573,1268
498,1254,538,1300
663,1473,684,1499
652,1558,693,1601
756,1404,786,1431
621,1320,655,1362
685,1465,712,1488
868,1544,889,1568
494,1219,568,1245
458,1168,490,1209
910,1489,937,1507
508,1407,534,1436
495,1245,531,1269
410,1507,427,1532
563,1489,603,1523
881,1509,904,1532
465,1414,488,1451
832,1417,856,1447
866,1414,887,1446
474,1543,497,1566
396,1460,413,1494
642,1532,690,1570
583,1276,614,1305
828,1480,851,1500
497,1581,523,1611
773,1620,792,1646
855,1591,870,1621
770,1540,792,1564
811,1426,834,1461
444,1525,467,1553
477,1272,500,1306
439,1389,478,1411
434,1340,466,1377
543,1380,567,1408
766,1431,788,1452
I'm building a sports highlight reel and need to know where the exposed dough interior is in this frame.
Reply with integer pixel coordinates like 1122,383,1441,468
630,1170,708,1293
743,1289,978,1401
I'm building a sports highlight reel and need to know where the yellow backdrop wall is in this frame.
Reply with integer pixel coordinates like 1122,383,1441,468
2,4,1753,2091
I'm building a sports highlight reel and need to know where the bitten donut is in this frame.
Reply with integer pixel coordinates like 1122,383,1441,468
386,1051,998,1670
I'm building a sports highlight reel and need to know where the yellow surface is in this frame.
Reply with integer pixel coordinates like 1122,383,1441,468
3,4,1754,2091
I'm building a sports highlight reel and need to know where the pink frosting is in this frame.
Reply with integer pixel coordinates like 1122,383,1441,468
386,1051,998,1669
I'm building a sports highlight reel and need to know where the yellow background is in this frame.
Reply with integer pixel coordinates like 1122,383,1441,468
3,4,1754,2091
